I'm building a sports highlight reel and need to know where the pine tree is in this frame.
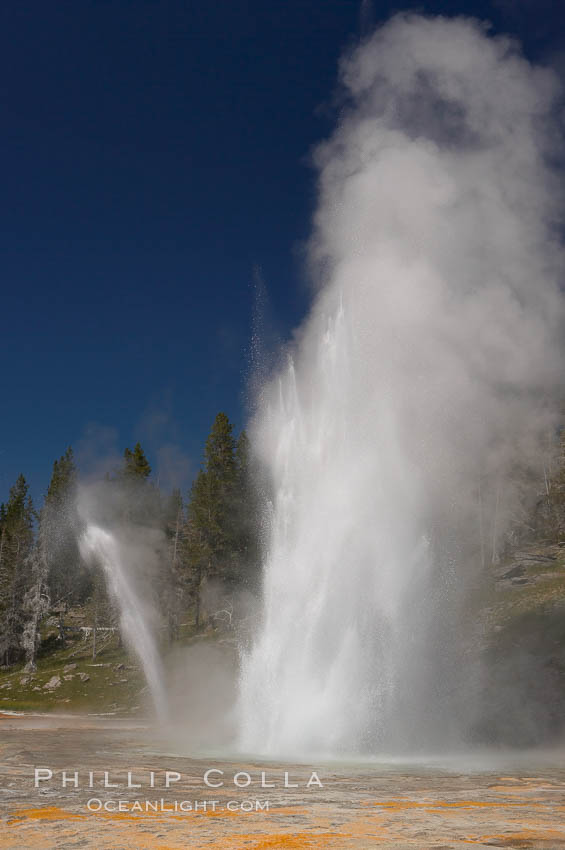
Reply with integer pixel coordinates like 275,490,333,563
185,469,214,627
203,412,238,574
163,488,185,642
205,413,236,481
189,414,237,579
21,448,85,668
123,443,151,480
21,538,49,671
43,447,86,607
185,413,258,628
119,442,159,527
234,430,260,586
0,475,35,666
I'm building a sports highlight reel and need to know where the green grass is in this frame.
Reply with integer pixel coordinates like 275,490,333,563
0,611,230,714
0,632,146,714
485,547,565,626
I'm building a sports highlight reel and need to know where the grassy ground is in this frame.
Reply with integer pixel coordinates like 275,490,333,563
0,630,146,714
483,541,565,627
0,611,228,715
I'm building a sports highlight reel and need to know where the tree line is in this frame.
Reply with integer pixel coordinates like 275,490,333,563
0,412,259,669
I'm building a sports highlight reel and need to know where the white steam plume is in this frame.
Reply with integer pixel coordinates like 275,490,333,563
238,15,564,757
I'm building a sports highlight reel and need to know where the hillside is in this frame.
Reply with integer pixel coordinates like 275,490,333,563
0,628,145,715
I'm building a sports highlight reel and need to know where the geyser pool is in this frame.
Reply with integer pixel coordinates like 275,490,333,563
237,15,564,757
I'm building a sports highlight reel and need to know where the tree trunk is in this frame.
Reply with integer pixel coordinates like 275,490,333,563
195,578,201,630
92,612,97,660
478,475,485,570
58,609,66,647
168,507,181,644
491,480,501,565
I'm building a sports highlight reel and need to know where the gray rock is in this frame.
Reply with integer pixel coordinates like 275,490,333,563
43,675,61,690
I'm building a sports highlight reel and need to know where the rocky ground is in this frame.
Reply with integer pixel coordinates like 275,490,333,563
1,714,565,849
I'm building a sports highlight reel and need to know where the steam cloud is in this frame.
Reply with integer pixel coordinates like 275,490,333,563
237,15,565,757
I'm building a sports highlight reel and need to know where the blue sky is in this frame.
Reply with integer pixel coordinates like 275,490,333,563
1,0,562,505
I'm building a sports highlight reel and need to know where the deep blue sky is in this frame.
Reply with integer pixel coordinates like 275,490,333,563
1,0,562,505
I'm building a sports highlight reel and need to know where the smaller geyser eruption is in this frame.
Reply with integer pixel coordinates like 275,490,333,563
238,14,565,757
78,488,168,720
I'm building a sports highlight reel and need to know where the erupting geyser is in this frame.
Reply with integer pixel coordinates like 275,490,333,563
80,524,168,721
237,15,565,757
